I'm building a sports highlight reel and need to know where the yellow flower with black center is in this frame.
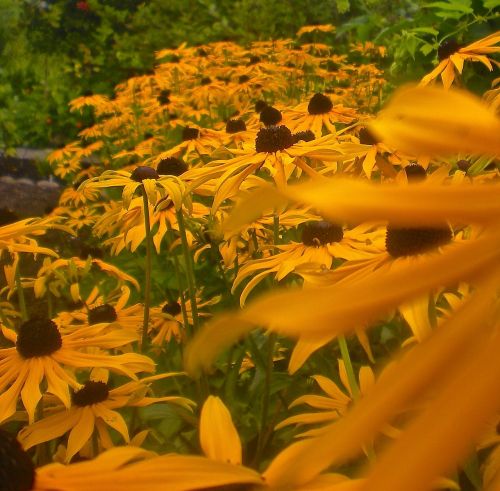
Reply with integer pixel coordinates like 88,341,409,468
288,92,357,136
18,372,194,463
82,166,187,210
421,32,500,89
232,220,385,306
0,318,154,424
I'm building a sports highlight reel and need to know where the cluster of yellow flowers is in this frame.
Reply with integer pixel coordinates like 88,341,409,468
1,26,499,491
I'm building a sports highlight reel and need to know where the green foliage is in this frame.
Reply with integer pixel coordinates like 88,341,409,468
0,0,497,150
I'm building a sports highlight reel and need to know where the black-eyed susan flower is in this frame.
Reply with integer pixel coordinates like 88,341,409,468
32,257,139,302
421,32,500,89
18,372,194,462
184,127,347,212
232,221,385,306
82,167,187,210
56,286,143,335
277,362,375,438
0,319,154,423
288,92,357,136
0,216,72,258
150,293,219,346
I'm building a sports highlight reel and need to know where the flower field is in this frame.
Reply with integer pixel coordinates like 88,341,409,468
0,22,499,491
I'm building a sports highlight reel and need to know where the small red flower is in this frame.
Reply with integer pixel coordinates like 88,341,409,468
76,1,90,11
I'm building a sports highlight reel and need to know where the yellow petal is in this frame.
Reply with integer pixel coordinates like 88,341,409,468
364,311,500,491
18,410,80,450
142,179,158,206
66,407,96,463
21,358,43,424
200,396,242,465
370,85,500,156
399,295,433,343
224,179,500,232
440,60,456,89
263,282,497,489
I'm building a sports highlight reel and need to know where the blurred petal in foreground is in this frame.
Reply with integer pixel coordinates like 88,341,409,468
369,85,500,156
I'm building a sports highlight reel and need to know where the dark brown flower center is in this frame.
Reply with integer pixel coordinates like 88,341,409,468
301,221,344,246
182,127,200,141
255,126,294,153
238,75,250,84
404,164,427,183
386,225,453,258
16,318,62,359
0,429,35,491
79,245,104,259
438,39,460,61
157,157,188,176
158,89,171,105
456,160,471,173
88,304,117,325
292,130,315,143
358,127,378,145
130,166,159,182
259,106,282,127
255,100,268,113
308,93,333,115
72,381,110,407
162,301,182,316
226,119,247,134
201,77,212,86
247,55,261,65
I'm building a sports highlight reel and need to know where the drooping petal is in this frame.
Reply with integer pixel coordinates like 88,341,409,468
66,406,96,462
200,396,242,465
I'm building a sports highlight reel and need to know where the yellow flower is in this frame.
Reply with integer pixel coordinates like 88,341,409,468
150,293,219,346
287,93,357,136
232,221,385,306
18,372,194,462
276,361,375,432
184,129,349,212
56,286,143,334
32,257,139,301
420,32,500,89
297,24,335,37
0,319,154,423
82,167,187,210
0,216,73,258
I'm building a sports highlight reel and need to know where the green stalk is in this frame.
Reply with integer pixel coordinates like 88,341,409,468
15,261,28,322
141,190,153,351
175,210,200,331
337,335,360,399
254,332,277,465
338,335,376,461
165,220,191,338
47,291,53,319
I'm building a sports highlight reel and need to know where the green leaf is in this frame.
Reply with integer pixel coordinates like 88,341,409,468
483,0,500,7
420,43,435,56
411,27,439,36
426,1,473,13
336,0,350,13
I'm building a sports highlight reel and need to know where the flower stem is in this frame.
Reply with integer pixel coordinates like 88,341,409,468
165,220,191,339
254,332,277,465
141,190,153,351
338,335,360,399
15,261,28,322
175,210,200,331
